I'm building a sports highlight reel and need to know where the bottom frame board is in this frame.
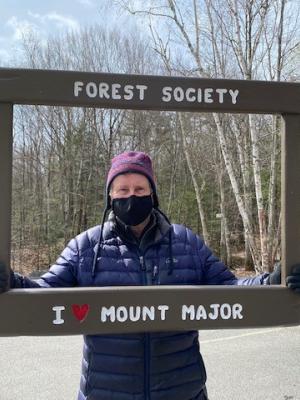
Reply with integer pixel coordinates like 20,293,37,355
0,286,299,335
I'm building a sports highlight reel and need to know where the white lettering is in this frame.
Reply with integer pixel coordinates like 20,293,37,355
74,81,84,97
74,81,240,106
142,306,155,321
229,89,239,104
173,87,185,102
136,85,148,100
204,88,214,103
99,303,243,324
129,306,141,321
220,303,231,319
101,306,116,322
124,85,134,100
196,305,207,320
101,305,170,323
182,305,195,320
186,88,196,102
157,305,169,320
197,88,203,102
181,303,243,320
86,82,97,98
52,306,65,325
111,83,121,100
208,304,220,320
160,86,239,105
162,86,172,102
116,306,128,322
232,303,243,319
216,88,227,103
99,83,110,99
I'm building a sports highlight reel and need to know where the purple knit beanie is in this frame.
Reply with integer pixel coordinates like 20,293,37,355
106,151,159,208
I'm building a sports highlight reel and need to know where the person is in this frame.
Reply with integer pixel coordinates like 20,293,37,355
0,150,300,400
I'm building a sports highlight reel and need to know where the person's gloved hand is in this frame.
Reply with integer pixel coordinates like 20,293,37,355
0,261,10,293
286,265,300,293
268,262,281,284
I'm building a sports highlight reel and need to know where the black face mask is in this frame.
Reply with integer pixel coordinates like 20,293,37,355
112,195,153,226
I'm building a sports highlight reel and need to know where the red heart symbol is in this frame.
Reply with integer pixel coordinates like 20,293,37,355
72,304,89,322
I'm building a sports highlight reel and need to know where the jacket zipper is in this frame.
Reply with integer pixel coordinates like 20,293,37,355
152,265,159,284
139,254,151,400
140,255,146,271
139,244,164,399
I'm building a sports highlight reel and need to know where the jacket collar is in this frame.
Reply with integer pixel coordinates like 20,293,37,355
102,209,171,250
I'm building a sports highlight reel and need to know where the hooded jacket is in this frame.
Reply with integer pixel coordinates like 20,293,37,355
12,210,268,400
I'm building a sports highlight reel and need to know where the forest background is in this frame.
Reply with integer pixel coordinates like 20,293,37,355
2,0,300,275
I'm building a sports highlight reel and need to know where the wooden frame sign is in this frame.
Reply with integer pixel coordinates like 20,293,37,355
0,68,300,335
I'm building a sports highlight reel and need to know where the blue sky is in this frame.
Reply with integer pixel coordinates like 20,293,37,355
0,0,125,65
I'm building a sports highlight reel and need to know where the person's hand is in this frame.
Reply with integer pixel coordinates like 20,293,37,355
268,262,281,284
0,262,10,293
286,265,300,293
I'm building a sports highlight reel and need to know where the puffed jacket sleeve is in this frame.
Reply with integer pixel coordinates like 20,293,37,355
196,234,269,286
11,237,79,288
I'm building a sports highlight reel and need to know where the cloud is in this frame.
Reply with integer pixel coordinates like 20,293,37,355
77,0,95,6
6,11,80,45
6,16,38,41
45,12,80,31
27,11,80,32
2,10,82,66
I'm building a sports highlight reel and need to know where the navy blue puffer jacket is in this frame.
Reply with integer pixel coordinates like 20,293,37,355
12,211,267,400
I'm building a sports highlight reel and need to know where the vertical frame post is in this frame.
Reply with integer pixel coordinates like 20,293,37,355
281,114,300,283
0,103,13,270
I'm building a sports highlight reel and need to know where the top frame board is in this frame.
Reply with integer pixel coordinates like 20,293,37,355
0,68,299,114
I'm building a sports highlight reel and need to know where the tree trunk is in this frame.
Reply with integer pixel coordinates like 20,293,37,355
178,113,211,246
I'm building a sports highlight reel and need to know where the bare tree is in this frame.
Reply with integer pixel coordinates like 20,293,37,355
117,0,299,271
12,24,160,271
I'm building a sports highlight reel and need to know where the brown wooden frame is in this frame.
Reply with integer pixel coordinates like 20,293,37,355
0,68,299,335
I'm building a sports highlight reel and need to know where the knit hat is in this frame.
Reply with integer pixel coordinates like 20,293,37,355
106,151,158,208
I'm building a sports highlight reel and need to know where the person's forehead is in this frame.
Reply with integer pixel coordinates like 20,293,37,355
112,173,150,187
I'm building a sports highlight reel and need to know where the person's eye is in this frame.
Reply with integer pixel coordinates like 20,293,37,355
116,188,128,194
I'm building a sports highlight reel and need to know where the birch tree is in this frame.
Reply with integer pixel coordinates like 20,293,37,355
117,0,299,271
